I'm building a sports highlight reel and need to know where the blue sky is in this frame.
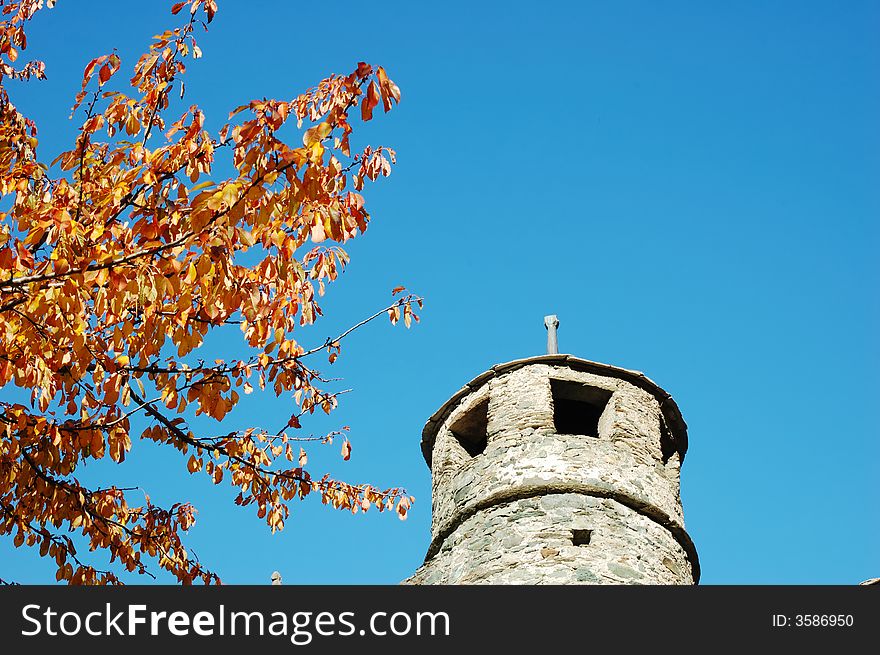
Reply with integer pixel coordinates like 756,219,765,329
2,0,877,584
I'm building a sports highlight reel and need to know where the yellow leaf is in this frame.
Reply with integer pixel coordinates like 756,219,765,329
302,121,332,146
189,180,215,193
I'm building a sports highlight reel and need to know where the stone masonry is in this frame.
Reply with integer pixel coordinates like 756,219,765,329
404,354,699,585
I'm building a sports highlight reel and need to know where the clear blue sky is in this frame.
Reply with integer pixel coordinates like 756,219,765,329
2,0,877,584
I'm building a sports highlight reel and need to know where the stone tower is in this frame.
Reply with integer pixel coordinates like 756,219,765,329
405,322,699,585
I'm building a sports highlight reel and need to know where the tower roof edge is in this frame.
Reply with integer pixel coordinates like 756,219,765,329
419,355,689,467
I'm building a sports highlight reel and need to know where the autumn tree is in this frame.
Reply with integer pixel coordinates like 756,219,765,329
0,0,420,584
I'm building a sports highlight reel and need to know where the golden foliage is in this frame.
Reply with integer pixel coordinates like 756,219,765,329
0,0,420,585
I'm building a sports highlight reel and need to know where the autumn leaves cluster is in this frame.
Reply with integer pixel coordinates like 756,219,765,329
0,0,417,584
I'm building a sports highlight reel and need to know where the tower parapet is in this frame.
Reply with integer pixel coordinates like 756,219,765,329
405,353,698,585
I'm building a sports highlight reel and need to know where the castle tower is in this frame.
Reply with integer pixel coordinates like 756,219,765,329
405,318,699,584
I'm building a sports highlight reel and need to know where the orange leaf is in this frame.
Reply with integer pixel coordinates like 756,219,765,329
376,67,401,112
361,81,379,121
82,55,107,85
228,104,249,119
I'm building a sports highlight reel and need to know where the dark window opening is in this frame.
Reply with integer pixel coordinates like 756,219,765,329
449,397,489,457
571,529,592,546
550,379,613,437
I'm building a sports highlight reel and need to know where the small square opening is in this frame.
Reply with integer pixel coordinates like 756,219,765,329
449,397,489,457
571,529,592,546
550,379,613,437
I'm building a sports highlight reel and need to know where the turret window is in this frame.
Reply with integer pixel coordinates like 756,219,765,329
550,379,612,437
449,397,489,456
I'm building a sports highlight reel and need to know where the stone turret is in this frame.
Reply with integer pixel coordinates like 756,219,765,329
405,335,699,584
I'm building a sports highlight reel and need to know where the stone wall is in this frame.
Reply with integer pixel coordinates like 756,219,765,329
406,493,693,584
